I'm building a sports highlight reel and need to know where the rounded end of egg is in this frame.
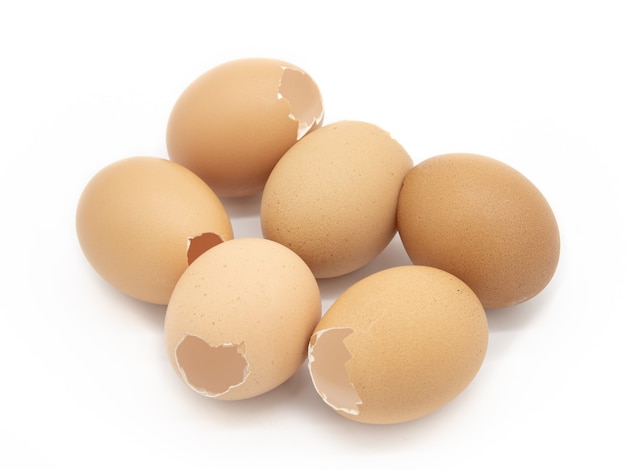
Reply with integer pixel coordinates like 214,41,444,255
308,328,362,415
174,334,250,398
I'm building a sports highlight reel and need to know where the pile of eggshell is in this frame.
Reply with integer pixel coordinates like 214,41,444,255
76,58,560,425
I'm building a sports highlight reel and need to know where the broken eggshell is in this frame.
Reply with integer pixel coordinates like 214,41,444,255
308,265,489,425
75,156,233,305
166,57,324,198
164,237,321,400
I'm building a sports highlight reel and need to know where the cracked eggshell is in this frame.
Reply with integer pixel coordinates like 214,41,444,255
166,57,324,198
164,237,321,400
261,120,414,278
397,153,560,309
308,265,488,425
76,156,233,305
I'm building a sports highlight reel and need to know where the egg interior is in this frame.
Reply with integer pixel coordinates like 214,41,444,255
278,66,324,139
186,232,225,265
308,328,362,415
175,335,249,398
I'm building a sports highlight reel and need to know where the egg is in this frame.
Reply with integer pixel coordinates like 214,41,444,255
396,153,560,309
76,156,233,305
166,57,324,198
260,120,413,278
164,238,321,400
308,265,488,424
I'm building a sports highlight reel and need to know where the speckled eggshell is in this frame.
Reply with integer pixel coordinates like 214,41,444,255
166,57,324,197
260,120,414,279
308,265,488,424
76,156,233,305
396,153,560,309
164,238,321,400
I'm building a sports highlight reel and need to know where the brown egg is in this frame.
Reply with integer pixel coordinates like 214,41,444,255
308,265,488,424
164,238,321,400
260,120,413,278
397,153,560,309
76,156,233,305
166,57,324,197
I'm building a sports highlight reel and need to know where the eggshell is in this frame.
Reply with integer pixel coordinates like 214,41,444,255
164,238,321,400
308,265,488,424
76,156,233,305
396,153,560,309
260,120,413,278
166,57,324,197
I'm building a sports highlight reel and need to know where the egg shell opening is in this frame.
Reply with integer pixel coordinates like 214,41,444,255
278,66,324,140
308,328,362,415
186,232,224,265
175,335,250,398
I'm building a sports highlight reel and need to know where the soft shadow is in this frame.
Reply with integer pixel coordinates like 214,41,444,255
317,233,412,309
170,359,449,448
97,275,167,330
482,265,563,362
485,267,563,332
220,193,263,219
169,362,315,428
294,370,475,452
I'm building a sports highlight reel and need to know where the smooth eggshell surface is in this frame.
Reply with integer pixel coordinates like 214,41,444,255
166,57,324,197
396,153,560,309
308,265,488,424
261,120,413,278
75,156,233,305
164,238,321,400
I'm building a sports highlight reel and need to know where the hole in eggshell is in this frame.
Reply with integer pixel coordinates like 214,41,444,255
175,334,249,397
308,328,362,415
278,67,324,140
187,232,224,265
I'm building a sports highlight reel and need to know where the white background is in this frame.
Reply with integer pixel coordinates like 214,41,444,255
2,1,625,468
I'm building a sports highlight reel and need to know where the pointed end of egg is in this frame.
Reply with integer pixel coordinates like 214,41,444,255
186,232,224,265
175,334,249,398
308,328,362,415
278,67,324,140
